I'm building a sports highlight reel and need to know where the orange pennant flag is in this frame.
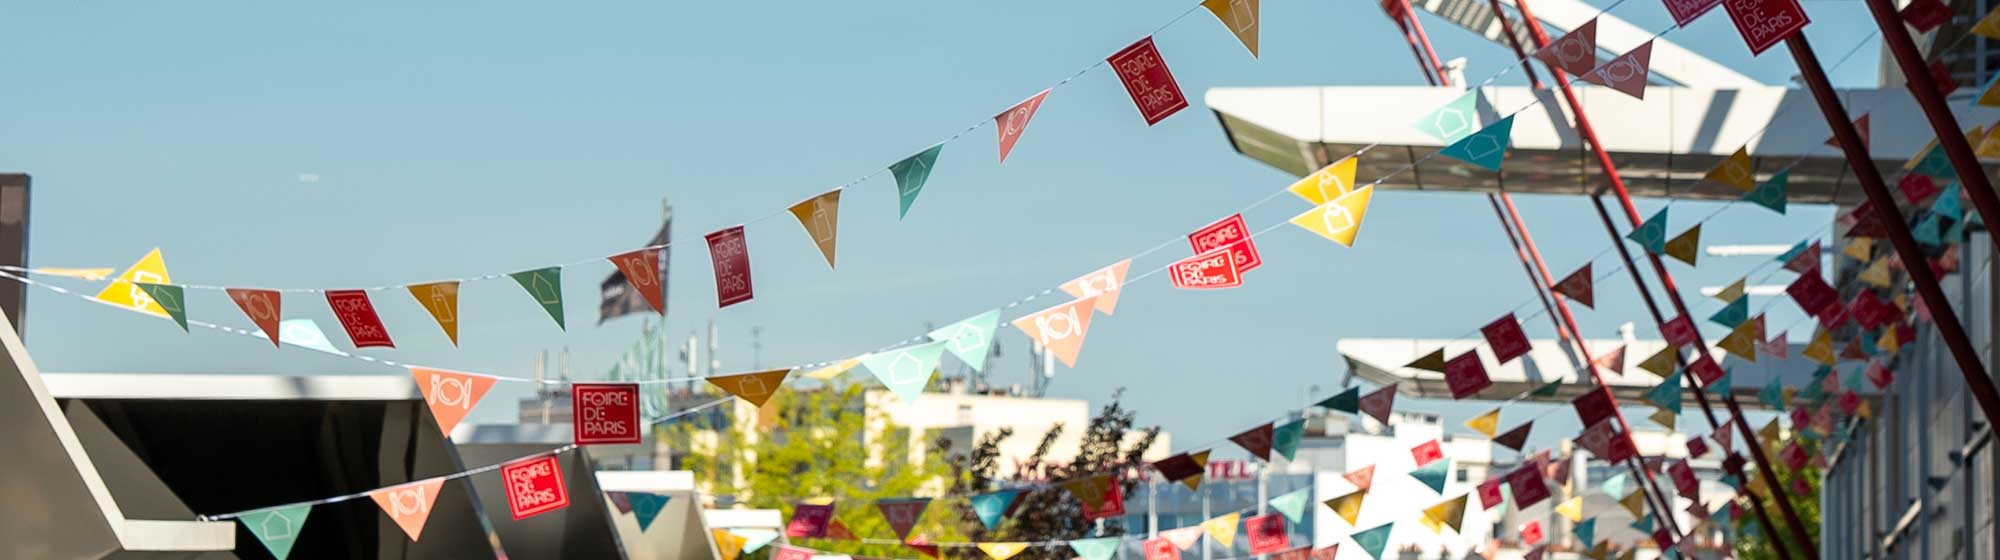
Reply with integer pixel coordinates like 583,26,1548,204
407,281,461,346
227,288,283,347
371,478,447,541
410,366,498,436
1061,260,1131,316
1010,296,1100,368
1202,0,1260,57
607,248,666,315
707,368,793,407
788,189,842,269
995,90,1051,164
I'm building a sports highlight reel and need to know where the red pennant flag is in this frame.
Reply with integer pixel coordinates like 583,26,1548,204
1687,435,1710,458
826,519,857,541
877,498,930,541
1188,214,1262,273
1493,422,1532,451
1572,389,1615,427
1231,423,1276,461
1662,314,1699,348
1689,353,1726,387
1669,460,1699,498
325,289,394,348
1787,273,1838,316
226,288,283,347
1359,384,1396,424
1784,240,1821,273
1533,18,1599,77
608,248,667,314
1107,37,1188,125
1900,174,1940,204
1476,478,1504,509
1553,263,1594,308
1825,114,1871,150
1579,41,1653,99
1168,248,1243,290
1245,513,1289,555
1929,62,1959,96
1482,314,1532,364
1591,344,1626,374
786,503,835,538
1713,424,1734,456
1867,360,1894,389
1522,521,1545,547
995,90,1050,164
907,536,942,559
703,227,754,308
1444,351,1492,399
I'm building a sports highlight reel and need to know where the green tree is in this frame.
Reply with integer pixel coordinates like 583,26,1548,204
949,391,1160,560
1730,435,1823,560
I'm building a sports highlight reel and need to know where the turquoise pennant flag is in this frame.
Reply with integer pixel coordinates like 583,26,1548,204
1712,368,1734,392
135,282,189,332
631,492,672,531
890,145,944,219
1759,376,1784,409
859,340,950,403
1709,297,1748,329
1630,515,1655,533
1574,517,1596,546
1914,144,1956,178
1915,215,1944,245
1599,473,1627,497
1273,419,1305,461
1413,89,1481,144
1644,372,1683,415
928,309,1000,372
1776,239,1810,263
1070,537,1120,560
1951,213,1977,243
1269,487,1311,523
971,490,1019,529
1842,366,1865,391
738,529,779,553
1744,170,1788,214
1722,474,1740,489
240,504,312,560
1935,181,1964,219
1628,209,1669,254
1352,522,1395,560
1317,387,1360,413
1860,331,1882,357
1438,115,1515,171
1409,459,1450,493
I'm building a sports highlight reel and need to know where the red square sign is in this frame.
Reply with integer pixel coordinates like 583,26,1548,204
1722,0,1809,56
1481,314,1532,364
1169,248,1243,290
1411,439,1444,466
1245,513,1289,555
1507,465,1551,508
705,226,755,308
572,383,642,445
1108,37,1189,125
325,290,395,348
502,455,570,520
1572,389,1615,427
1661,315,1699,348
1188,214,1262,273
1444,352,1492,399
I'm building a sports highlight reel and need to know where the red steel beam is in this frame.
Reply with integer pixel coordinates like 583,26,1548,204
1859,0,2000,435
1395,0,1455,86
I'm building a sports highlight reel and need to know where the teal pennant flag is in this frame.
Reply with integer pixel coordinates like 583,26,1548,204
1352,522,1395,560
1269,487,1311,523
1744,170,1788,214
240,504,312,560
1628,209,1669,254
891,145,944,219
1709,297,1748,329
1574,517,1596,547
1759,376,1784,409
1776,239,1810,263
1935,181,1964,220
1273,419,1305,461
1438,115,1515,171
1409,459,1450,493
1842,366,1865,392
1414,89,1481,144
509,267,566,330
1914,144,1956,178
1070,537,1120,560
971,489,1019,529
1630,515,1655,533
1644,372,1683,415
1318,387,1360,413
1915,215,1944,246
631,492,672,531
859,340,950,403
135,282,189,332
928,309,1000,372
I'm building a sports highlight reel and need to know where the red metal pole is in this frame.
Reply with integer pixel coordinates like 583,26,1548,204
1385,6,1443,86
1503,0,1820,555
1860,0,2000,434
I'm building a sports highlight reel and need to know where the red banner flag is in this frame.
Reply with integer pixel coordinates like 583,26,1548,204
1108,37,1188,125
703,226,754,308
325,290,394,348
502,455,571,520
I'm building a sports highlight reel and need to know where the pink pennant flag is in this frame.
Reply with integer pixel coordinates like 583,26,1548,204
1579,40,1654,100
1592,344,1626,375
774,546,816,560
1010,296,1100,368
371,478,447,541
409,366,499,436
1358,384,1396,424
1411,439,1444,466
1476,478,1504,509
1061,259,1131,315
786,503,835,538
1784,240,1821,273
877,498,931,541
995,90,1051,164
1533,18,1599,77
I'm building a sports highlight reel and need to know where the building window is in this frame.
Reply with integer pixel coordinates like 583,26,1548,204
957,404,974,424
1455,468,1469,482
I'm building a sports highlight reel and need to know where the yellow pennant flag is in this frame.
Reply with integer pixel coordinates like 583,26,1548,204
34,267,115,281
1858,257,1892,288
1878,325,1901,355
1967,125,1988,152
1844,238,1874,262
1974,5,2000,39
1201,0,1260,57
1758,419,1783,447
1979,124,2000,158
1289,186,1375,247
1664,225,1701,266
1556,496,1584,523
1704,146,1756,191
787,188,842,269
1180,451,1211,491
1465,408,1500,438
1616,549,1636,560
1858,400,1874,419
1714,278,1746,303
1201,513,1241,548
1982,76,2000,107
1286,156,1356,205
1718,321,1758,362
804,358,859,380
706,369,793,407
713,529,747,560
1782,386,1797,408
978,543,1028,560
1649,407,1677,428
407,281,461,346
1323,490,1366,525
1637,346,1678,378
93,248,172,317
1620,491,1647,519
1804,329,1836,365
1421,494,1468,534
1745,473,1768,496
1064,475,1113,508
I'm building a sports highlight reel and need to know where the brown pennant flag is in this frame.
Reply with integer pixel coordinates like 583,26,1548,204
1664,225,1701,266
1591,345,1626,375
1578,40,1654,100
1637,346,1678,378
1231,423,1275,461
706,369,793,407
1152,451,1211,491
1493,422,1533,451
1405,349,1447,372
1553,263,1594,308
1533,18,1599,76
1359,384,1397,424
1825,114,1871,150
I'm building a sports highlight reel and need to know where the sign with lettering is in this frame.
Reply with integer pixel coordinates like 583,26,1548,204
325,290,395,348
1722,0,1809,56
1169,248,1243,290
705,226,755,308
572,383,641,445
1108,37,1188,125
502,455,570,520
1662,0,1723,26
1188,214,1263,273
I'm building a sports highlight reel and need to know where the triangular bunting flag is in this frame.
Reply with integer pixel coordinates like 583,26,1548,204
1804,329,1836,365
994,90,1050,164
1973,4,2000,39
970,490,1018,529
713,529,747,560
1532,380,1562,397
227,288,283,346
1591,344,1625,374
977,543,1027,560
890,145,944,219
1344,465,1376,490
876,498,930,541
1163,525,1205,550
1269,487,1310,523
1351,523,1395,560
1644,372,1683,415
1637,346,1678,378
1664,225,1701,266
1414,89,1480,144
1202,0,1260,57
1553,263,1594,307
1620,490,1647,519
1705,147,1756,191
1715,278,1746,303
1202,512,1242,548
1359,384,1396,423
409,366,498,436
706,368,793,407
1718,321,1759,362
1060,260,1131,315
606,248,666,315
94,248,172,317
1493,422,1532,451
1438,116,1514,171
1574,518,1597,548
787,189,842,268
1649,406,1677,428
1556,496,1584,523
508,268,565,330
133,283,188,332
1465,408,1500,437
1409,459,1450,493
1405,349,1447,372
804,358,859,381
1783,240,1820,273
1062,475,1115,511
1534,18,1599,76
1858,257,1892,288
1232,422,1275,461
1287,156,1358,205
632,493,671,531
1629,209,1669,254
1420,495,1469,533
1579,40,1653,99
1915,215,1943,245
1844,237,1874,261
1324,490,1366,525
1010,296,1099,368
928,310,1000,372
1760,376,1785,409
737,529,778,552
1745,170,1788,214
859,341,949,404
240,504,312,559
1070,538,1120,560
1318,386,1360,413
1289,185,1375,247
1710,296,1749,328
406,281,460,346
1935,181,1964,220
1273,419,1305,460
371,478,446,541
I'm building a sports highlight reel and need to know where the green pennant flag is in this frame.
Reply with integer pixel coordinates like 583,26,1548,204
1709,297,1748,329
928,309,1000,372
1351,522,1395,560
1628,209,1669,254
1759,376,1785,409
240,504,312,559
1599,473,1627,497
1531,380,1562,398
1318,387,1361,413
1573,517,1596,547
890,145,944,219
1413,89,1481,144
1712,368,1735,392
1722,474,1740,489
509,267,566,330
135,282,188,332
1644,372,1683,415
1070,537,1120,560
1744,170,1788,214
1438,115,1515,171
1273,419,1306,461
1269,487,1311,523
1409,459,1450,493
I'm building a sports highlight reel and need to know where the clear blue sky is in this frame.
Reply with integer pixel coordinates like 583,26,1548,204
5,0,1883,448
